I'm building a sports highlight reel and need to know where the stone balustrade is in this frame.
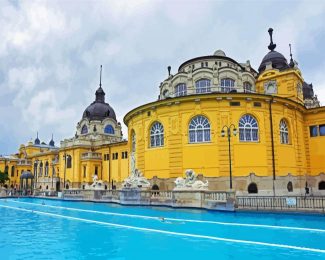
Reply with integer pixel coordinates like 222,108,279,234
60,189,235,211
81,152,102,160
17,159,32,166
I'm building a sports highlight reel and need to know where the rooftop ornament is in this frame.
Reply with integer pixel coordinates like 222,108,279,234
268,28,276,51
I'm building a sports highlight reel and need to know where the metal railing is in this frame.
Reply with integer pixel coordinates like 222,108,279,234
236,196,325,212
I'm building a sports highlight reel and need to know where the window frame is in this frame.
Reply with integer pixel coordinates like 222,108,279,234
239,114,259,142
188,115,211,143
221,78,235,93
150,122,164,148
195,79,211,94
280,119,289,144
175,83,187,97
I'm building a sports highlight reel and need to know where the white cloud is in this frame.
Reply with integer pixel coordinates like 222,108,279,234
0,0,325,154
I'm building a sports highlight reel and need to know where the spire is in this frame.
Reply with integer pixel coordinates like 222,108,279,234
49,133,55,146
95,65,105,103
289,43,294,68
268,28,276,51
34,132,40,145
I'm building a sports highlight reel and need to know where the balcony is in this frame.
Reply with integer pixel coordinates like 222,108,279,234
17,159,32,166
81,152,102,161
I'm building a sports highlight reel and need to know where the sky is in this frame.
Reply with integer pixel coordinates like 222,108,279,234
0,0,325,154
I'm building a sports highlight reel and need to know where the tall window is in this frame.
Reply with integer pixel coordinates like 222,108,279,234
104,124,115,134
66,155,72,168
83,166,86,178
34,162,38,176
39,162,43,176
280,119,289,144
239,114,259,142
195,79,211,94
81,125,88,134
243,82,253,93
189,115,211,143
150,122,164,147
11,166,14,177
175,83,187,97
221,78,235,93
45,161,49,176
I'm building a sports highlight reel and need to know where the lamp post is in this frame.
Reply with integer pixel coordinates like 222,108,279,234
221,124,237,190
63,152,67,191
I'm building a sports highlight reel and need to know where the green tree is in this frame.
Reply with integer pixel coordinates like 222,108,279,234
0,170,9,185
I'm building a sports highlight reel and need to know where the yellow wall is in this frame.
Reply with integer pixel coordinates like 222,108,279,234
125,93,310,180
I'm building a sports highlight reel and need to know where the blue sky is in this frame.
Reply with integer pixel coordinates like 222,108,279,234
0,0,325,154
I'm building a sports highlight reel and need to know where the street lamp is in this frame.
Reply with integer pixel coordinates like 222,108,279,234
221,124,237,190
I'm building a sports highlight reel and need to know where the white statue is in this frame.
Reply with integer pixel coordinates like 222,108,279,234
84,174,105,190
122,168,150,189
174,169,208,190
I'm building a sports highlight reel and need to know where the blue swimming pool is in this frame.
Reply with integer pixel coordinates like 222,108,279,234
0,198,324,259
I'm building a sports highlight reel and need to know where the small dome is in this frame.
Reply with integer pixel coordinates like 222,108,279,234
20,171,34,179
214,50,226,56
303,82,314,99
258,50,289,73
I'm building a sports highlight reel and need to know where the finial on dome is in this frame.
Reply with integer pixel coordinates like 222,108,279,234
289,43,294,68
99,65,102,87
268,28,276,51
167,66,171,76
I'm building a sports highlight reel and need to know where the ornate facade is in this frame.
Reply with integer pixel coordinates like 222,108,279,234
1,29,325,196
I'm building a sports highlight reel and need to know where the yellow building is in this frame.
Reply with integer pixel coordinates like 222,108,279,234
1,28,325,196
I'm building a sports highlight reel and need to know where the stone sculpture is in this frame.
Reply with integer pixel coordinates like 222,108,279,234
85,174,105,190
122,168,151,189
174,169,208,190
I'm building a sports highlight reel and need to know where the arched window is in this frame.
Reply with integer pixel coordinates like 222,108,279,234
189,115,211,143
195,79,211,94
66,155,72,168
239,114,259,142
4,165,8,173
221,78,235,93
11,166,15,177
39,162,43,176
65,184,69,190
45,161,49,177
81,125,88,134
319,181,325,190
175,83,187,97
104,124,115,134
280,119,289,144
150,122,164,147
243,82,252,93
33,162,38,176
287,181,293,192
248,183,258,194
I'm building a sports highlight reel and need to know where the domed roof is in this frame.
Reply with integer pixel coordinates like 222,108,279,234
214,49,226,56
82,86,117,122
258,50,289,72
258,28,289,73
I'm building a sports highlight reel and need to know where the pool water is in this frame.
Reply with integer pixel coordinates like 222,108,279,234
0,198,324,259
